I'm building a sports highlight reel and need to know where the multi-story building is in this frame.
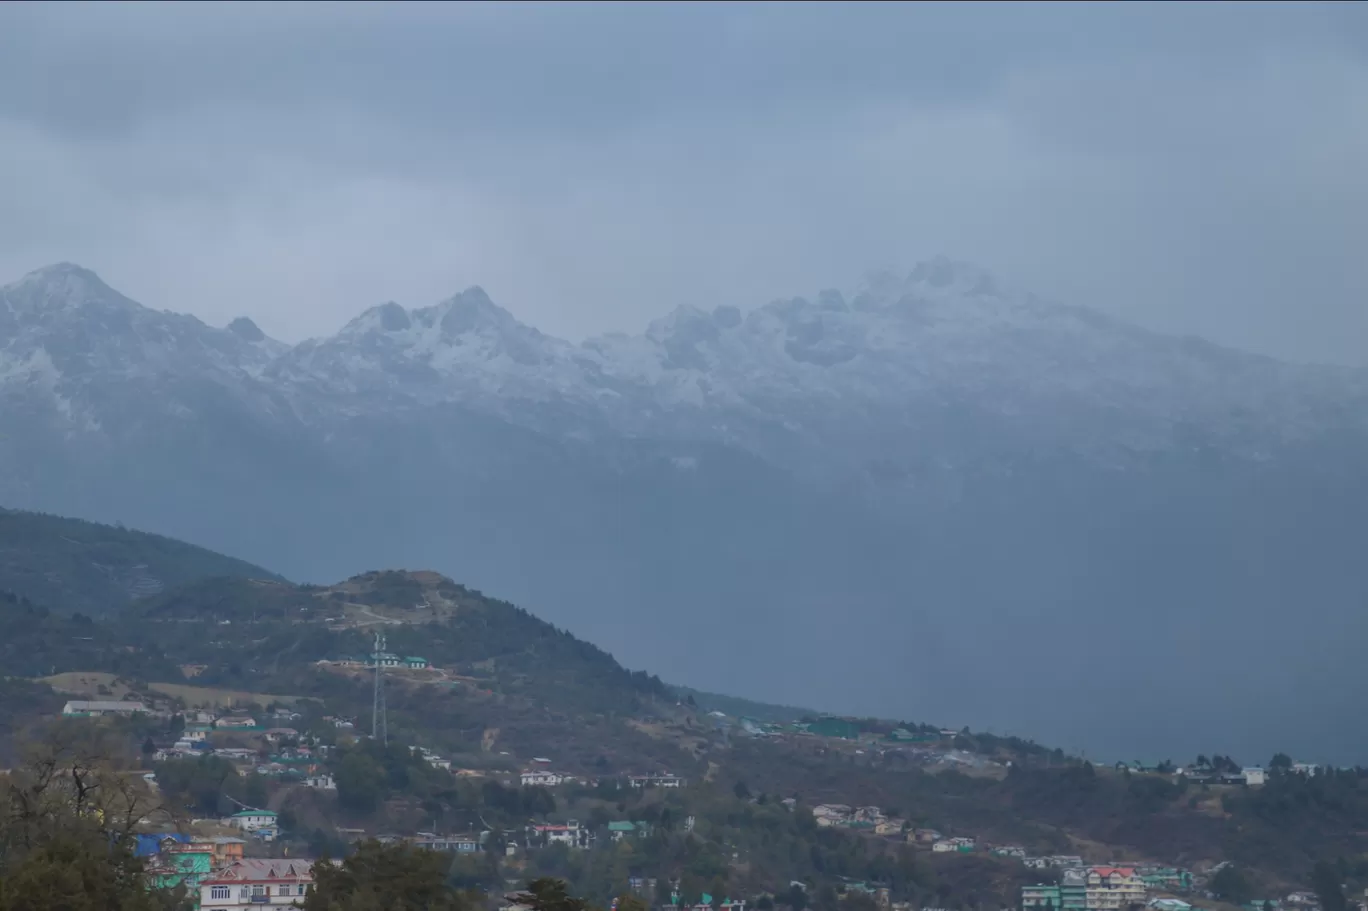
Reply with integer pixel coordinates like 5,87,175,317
411,833,482,853
147,844,215,902
198,859,314,910
1023,885,1063,909
1138,867,1193,892
227,809,278,834
1060,868,1089,911
1084,867,1146,910
209,837,246,866
526,821,592,849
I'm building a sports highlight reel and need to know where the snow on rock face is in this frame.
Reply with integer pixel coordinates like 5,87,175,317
0,265,287,423
273,287,590,405
3,259,1366,476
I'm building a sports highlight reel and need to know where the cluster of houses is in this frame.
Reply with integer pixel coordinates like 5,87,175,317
1022,867,1149,911
517,767,686,790
783,798,1217,911
135,833,321,910
1115,761,1333,787
318,652,431,671
1019,863,1237,911
146,710,334,795
810,804,906,836
1022,868,1352,911
367,817,658,858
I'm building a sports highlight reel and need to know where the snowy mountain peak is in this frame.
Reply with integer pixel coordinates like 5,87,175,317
3,263,135,315
908,255,998,294
226,316,267,342
431,286,525,338
5,259,1362,467
342,301,411,335
226,316,290,363
853,257,1002,311
340,287,523,341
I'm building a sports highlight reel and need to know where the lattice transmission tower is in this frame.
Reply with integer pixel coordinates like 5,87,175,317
372,630,388,746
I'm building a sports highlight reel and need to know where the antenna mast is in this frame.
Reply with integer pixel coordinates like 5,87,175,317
372,630,388,746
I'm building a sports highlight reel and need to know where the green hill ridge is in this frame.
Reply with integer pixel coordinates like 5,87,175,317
0,506,280,613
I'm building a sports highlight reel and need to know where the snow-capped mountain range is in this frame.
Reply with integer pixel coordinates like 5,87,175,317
4,259,1368,763
4,259,1364,486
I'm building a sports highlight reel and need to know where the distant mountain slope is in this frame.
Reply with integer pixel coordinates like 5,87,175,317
673,685,814,724
0,507,281,614
0,588,181,680
128,569,671,717
4,261,1368,762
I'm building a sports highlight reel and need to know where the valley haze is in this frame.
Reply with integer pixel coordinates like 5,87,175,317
3,260,1366,766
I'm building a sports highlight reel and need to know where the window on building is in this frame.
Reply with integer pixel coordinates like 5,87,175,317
298,885,308,895
252,885,265,896
211,886,230,900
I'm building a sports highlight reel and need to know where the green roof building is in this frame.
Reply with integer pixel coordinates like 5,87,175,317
149,849,214,907
1023,885,1062,911
806,717,860,740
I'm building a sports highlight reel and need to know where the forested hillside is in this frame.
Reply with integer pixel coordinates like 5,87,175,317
0,507,279,614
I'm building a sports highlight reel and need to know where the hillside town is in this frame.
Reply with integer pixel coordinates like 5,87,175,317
60,683,1353,911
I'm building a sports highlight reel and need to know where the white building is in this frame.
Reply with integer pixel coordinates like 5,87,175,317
520,770,565,787
812,804,853,827
62,700,148,717
1084,867,1147,911
199,859,313,910
303,774,336,790
214,717,257,730
1242,767,1267,786
526,820,591,849
227,809,278,832
628,773,684,789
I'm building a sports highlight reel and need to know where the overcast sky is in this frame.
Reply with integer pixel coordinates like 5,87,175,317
1,1,1365,363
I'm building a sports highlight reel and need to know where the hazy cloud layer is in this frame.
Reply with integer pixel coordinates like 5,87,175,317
1,1,1365,362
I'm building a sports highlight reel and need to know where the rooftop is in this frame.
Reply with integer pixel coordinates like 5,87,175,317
203,859,313,884
63,700,147,712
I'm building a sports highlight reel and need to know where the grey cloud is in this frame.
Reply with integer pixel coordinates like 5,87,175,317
0,2,1365,362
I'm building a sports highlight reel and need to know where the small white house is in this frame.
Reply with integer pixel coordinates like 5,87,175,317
303,774,337,790
228,809,278,832
520,770,564,787
214,716,257,730
1242,767,1267,786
